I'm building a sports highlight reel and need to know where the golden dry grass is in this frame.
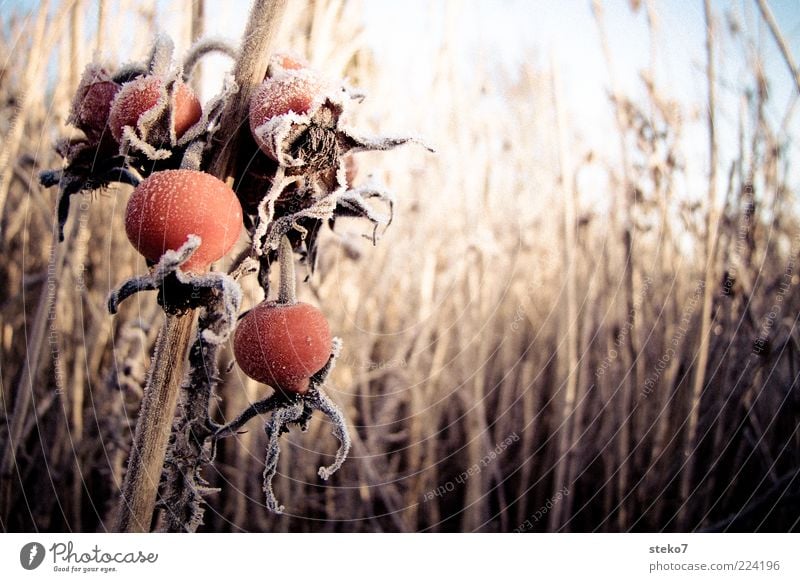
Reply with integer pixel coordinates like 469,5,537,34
1,0,799,532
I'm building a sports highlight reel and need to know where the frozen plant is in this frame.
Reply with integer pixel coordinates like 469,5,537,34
39,2,429,529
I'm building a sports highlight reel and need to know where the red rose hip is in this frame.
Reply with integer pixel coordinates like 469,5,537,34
233,301,332,394
109,75,202,143
249,70,328,159
267,51,310,77
69,65,120,141
124,169,243,273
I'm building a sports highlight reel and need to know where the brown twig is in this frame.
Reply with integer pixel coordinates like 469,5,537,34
113,313,195,532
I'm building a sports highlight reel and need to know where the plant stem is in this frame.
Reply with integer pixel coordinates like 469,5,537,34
755,0,800,95
209,0,288,181
113,0,287,532
277,235,296,304
114,313,195,532
681,0,719,526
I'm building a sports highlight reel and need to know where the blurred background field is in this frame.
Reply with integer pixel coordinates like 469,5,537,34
1,0,799,532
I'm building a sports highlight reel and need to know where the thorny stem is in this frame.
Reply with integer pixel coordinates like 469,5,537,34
113,0,287,532
159,305,224,532
277,235,296,304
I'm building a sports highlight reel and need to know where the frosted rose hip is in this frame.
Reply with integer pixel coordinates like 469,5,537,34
124,169,243,273
69,66,120,141
267,51,310,77
233,301,332,394
109,76,202,143
249,70,328,158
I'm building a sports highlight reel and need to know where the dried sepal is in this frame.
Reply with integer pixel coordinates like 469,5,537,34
332,180,396,244
309,387,351,481
196,273,242,345
107,235,243,327
251,109,316,167
248,75,431,260
339,126,434,155
40,161,140,242
147,33,175,77
107,235,202,314
262,400,305,514
252,165,302,255
176,75,238,148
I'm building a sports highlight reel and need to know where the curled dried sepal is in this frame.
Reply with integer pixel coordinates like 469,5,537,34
107,235,202,314
251,165,301,256
176,75,238,148
147,33,175,77
251,109,318,167
332,180,396,244
310,387,351,480
107,235,243,337
213,392,289,440
262,400,305,514
339,127,435,156
197,273,242,345
306,338,349,480
40,163,140,242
